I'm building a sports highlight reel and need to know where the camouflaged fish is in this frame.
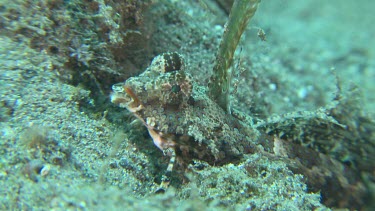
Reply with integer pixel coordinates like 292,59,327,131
111,52,258,190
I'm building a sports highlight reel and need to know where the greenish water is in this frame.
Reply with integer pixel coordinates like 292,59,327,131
0,0,374,210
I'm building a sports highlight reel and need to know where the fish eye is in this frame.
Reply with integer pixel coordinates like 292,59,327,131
171,84,181,93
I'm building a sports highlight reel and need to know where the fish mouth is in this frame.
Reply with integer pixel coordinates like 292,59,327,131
111,84,144,112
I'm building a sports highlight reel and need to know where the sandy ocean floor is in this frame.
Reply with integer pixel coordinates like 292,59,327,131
1,0,374,210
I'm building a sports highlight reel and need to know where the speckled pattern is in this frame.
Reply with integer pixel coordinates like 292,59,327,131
111,52,258,165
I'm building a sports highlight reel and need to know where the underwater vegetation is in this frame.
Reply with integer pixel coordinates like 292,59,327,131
208,0,260,112
0,0,374,210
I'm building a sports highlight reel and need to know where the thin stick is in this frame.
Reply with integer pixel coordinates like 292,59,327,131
209,0,261,113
